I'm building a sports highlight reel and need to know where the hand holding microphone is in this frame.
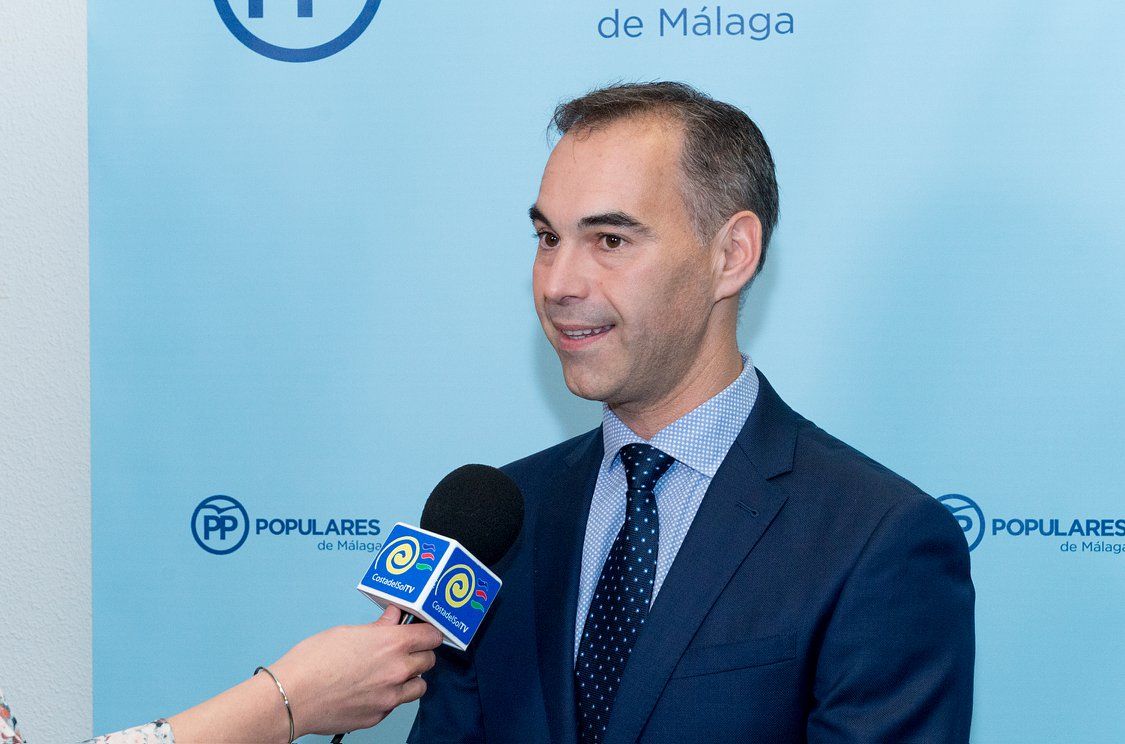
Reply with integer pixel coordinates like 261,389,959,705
285,463,524,744
268,605,443,736
93,465,523,744
165,604,443,743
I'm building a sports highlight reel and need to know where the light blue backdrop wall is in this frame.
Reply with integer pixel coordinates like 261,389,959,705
91,2,1125,741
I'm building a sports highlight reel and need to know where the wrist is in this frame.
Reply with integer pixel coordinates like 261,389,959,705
254,666,297,742
268,658,314,739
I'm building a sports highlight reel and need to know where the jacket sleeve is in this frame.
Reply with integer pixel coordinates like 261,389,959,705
407,630,486,742
807,493,976,744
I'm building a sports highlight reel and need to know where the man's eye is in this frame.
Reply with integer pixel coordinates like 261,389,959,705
536,231,560,248
601,234,623,250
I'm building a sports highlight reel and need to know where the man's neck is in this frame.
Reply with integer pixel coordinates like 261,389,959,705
609,346,745,440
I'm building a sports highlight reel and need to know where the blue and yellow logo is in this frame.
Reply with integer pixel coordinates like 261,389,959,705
423,545,499,646
379,535,437,575
361,525,451,603
437,563,476,608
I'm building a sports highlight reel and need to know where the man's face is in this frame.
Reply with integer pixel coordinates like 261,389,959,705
531,115,721,410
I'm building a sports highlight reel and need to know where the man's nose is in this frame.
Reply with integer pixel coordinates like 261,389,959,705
538,244,592,306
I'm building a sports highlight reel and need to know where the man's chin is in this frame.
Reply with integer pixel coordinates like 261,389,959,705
560,367,614,403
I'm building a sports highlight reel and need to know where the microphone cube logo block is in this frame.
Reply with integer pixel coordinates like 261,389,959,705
425,545,500,650
359,523,450,610
357,522,502,650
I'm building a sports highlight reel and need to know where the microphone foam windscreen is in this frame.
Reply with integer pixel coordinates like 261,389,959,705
419,464,525,568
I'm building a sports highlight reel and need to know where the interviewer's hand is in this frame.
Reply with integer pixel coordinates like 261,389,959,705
272,605,444,737
167,605,443,742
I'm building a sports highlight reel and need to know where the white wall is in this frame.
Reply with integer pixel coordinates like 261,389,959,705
0,1,92,741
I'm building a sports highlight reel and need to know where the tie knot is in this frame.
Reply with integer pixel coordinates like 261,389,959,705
618,443,674,492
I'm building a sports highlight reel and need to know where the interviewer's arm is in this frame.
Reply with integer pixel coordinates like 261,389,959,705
169,605,443,742
807,493,975,744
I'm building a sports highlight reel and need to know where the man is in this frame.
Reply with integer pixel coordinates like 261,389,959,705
410,82,974,743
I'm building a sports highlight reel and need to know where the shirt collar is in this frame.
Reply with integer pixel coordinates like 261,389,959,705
600,354,759,478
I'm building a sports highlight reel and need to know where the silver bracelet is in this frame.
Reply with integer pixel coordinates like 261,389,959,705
254,665,296,743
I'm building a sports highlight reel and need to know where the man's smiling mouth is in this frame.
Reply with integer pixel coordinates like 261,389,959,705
553,323,616,348
560,324,614,339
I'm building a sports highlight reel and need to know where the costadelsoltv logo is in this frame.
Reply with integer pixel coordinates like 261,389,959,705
214,0,383,62
191,494,383,555
937,494,1125,555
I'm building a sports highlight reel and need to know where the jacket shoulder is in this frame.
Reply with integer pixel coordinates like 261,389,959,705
788,421,965,543
799,424,928,497
500,426,599,490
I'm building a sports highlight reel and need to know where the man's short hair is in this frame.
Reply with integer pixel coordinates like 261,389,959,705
552,81,779,290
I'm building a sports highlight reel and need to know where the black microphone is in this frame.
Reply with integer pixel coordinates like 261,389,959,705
338,465,524,744
398,464,524,624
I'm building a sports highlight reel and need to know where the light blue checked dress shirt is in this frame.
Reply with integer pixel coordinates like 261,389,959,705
573,355,760,659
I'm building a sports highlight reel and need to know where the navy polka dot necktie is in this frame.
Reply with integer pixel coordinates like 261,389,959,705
575,442,675,744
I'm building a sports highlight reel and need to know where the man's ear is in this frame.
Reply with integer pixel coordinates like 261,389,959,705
713,211,762,301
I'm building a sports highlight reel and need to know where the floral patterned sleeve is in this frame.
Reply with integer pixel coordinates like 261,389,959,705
0,687,175,744
79,720,175,744
1,689,24,744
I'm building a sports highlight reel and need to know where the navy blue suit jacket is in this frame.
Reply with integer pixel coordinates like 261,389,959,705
410,369,974,743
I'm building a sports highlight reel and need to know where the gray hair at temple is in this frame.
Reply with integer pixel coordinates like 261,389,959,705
551,82,779,294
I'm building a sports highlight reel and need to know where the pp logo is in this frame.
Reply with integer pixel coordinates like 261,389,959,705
938,494,984,552
192,495,250,555
214,0,383,62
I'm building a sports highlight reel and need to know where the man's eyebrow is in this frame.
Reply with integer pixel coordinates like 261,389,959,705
528,206,654,237
579,211,653,236
528,205,552,227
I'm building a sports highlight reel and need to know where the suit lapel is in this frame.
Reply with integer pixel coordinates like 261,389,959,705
604,370,802,744
534,428,603,744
